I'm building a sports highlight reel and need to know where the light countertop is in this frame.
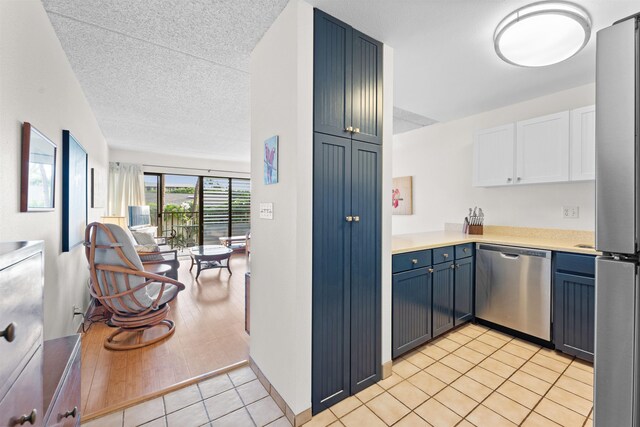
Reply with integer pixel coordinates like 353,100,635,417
392,227,599,256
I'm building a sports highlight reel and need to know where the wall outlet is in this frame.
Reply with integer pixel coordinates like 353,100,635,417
562,206,579,219
73,304,83,317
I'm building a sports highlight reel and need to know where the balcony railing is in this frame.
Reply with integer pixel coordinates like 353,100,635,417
160,211,199,250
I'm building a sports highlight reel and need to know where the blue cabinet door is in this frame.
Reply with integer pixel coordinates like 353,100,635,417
432,261,455,337
312,133,352,411
392,267,432,358
350,141,381,392
314,10,352,139
554,272,595,362
454,256,474,325
351,30,383,145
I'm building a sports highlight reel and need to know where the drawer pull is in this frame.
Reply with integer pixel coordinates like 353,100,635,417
428,268,434,273
463,248,469,253
1,322,16,342
443,253,449,259
450,264,456,269
411,259,418,265
18,409,37,425
62,407,78,419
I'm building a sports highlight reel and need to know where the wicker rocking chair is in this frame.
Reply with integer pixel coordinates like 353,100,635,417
85,222,185,351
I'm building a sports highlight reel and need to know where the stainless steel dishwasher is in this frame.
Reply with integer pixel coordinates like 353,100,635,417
476,244,552,341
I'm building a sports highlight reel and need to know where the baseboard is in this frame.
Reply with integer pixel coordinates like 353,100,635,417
382,360,392,379
82,360,248,422
249,357,312,427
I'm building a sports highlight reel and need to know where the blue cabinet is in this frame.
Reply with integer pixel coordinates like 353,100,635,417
392,268,432,358
312,9,383,414
392,244,475,357
553,253,595,362
312,135,381,412
454,256,474,325
313,9,382,144
432,261,455,338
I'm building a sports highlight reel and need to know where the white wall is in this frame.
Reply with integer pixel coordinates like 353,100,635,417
110,148,250,180
250,0,314,415
0,0,109,339
392,83,596,235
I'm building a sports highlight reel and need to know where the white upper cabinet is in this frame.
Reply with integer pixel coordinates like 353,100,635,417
570,105,596,181
516,111,570,185
473,124,515,187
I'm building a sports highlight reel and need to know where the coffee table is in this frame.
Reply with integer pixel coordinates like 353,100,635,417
189,245,233,279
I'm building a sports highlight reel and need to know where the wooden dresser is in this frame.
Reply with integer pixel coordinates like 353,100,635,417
0,242,82,426
43,335,81,426
0,241,44,426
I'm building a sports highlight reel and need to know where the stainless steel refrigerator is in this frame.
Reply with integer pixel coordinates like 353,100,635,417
595,13,640,427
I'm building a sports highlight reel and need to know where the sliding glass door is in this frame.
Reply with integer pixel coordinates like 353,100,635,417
203,177,230,244
231,179,250,236
144,173,250,249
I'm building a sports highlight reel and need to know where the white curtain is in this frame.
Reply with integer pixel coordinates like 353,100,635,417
108,162,145,221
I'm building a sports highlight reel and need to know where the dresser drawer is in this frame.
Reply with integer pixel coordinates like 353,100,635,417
0,252,43,398
0,346,43,427
392,250,432,273
455,244,473,259
433,246,454,264
44,342,81,427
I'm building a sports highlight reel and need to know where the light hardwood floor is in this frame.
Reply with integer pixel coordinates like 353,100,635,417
81,254,249,420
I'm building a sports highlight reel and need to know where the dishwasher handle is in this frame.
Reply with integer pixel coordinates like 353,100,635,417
499,253,520,260
476,243,551,259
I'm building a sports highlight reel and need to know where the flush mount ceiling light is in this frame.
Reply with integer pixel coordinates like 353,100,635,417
494,1,591,67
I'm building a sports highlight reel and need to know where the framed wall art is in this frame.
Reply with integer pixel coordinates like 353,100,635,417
264,135,278,185
62,130,88,252
392,176,413,215
20,122,57,212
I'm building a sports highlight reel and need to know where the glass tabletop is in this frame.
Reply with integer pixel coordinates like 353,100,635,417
189,245,233,256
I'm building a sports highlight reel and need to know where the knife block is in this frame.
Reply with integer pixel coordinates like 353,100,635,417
469,225,483,235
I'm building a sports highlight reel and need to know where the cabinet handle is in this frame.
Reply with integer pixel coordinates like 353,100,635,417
463,248,469,253
62,407,78,419
428,268,434,273
443,253,449,259
353,216,360,222
345,216,353,222
517,177,522,181
411,259,418,265
450,264,456,270
1,322,16,342
18,409,37,425
507,177,512,182
354,128,360,133
345,126,354,132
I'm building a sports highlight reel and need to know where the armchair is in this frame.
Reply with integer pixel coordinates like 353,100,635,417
85,222,185,350
130,229,180,280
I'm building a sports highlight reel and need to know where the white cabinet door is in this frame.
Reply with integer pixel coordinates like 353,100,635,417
473,124,515,187
570,105,596,181
516,111,570,185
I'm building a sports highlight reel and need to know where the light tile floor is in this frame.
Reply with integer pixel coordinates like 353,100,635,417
308,323,593,427
82,366,290,427
84,323,594,427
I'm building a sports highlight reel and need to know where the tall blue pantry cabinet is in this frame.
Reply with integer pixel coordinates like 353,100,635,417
312,9,383,414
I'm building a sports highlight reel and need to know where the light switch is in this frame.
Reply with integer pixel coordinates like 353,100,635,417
260,203,273,220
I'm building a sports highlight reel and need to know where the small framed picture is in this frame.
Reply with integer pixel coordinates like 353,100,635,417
392,176,413,215
21,123,57,212
264,136,278,185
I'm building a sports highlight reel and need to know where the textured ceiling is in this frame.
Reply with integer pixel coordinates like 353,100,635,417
44,1,640,160
42,0,289,161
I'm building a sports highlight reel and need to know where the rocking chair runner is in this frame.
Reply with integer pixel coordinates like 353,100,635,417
85,222,185,350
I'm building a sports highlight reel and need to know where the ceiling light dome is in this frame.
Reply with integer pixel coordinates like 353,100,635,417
494,1,591,67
